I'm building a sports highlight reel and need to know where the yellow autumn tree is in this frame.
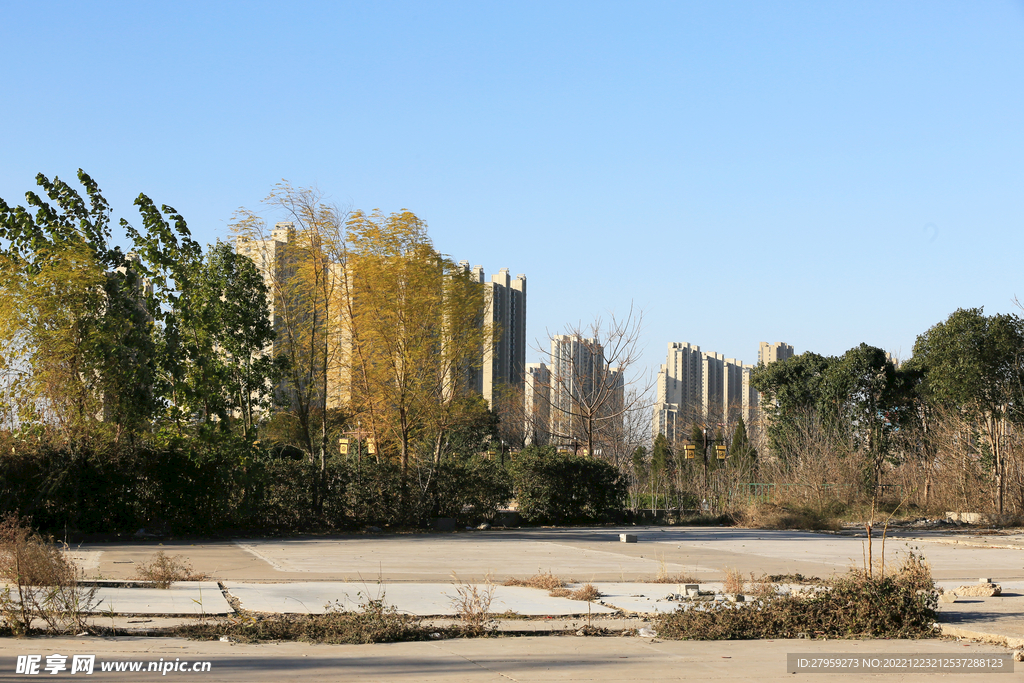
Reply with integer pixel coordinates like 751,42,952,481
232,186,493,514
344,209,491,492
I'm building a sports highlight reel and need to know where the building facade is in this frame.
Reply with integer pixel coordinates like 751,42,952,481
462,263,527,407
758,341,794,366
524,362,551,446
237,228,527,412
651,341,758,442
546,334,624,454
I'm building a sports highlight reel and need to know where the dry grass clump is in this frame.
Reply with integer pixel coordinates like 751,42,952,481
723,568,745,595
134,550,207,588
0,513,97,635
547,583,601,601
657,553,937,641
738,503,840,531
448,572,496,635
502,571,566,590
569,583,601,602
747,574,778,600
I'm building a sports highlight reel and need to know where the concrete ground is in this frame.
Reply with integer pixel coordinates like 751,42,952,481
73,526,1024,583
5,526,1024,681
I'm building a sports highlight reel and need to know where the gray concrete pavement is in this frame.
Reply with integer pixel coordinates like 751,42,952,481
37,526,1024,660
89,582,232,616
0,635,1013,682
74,526,1024,583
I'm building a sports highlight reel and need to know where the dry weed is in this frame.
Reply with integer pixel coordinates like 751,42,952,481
748,574,778,600
569,583,601,602
739,503,840,531
545,583,601,601
723,567,745,595
0,513,97,635
134,551,207,588
502,571,566,590
448,572,495,635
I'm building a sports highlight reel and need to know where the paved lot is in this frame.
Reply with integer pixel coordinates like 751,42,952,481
0,636,1013,682
74,526,1024,583
5,528,1024,681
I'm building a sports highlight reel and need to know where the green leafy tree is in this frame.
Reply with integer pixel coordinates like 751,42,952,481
0,171,157,437
907,308,1024,512
751,352,833,456
200,241,282,438
821,343,913,491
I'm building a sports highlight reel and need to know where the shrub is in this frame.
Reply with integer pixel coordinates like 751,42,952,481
511,447,626,524
657,553,938,640
133,551,207,588
431,457,512,524
177,597,427,644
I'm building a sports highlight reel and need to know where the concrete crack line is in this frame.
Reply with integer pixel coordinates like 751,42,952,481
231,540,289,572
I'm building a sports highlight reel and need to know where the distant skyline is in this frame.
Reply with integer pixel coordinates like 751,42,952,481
3,1,1023,377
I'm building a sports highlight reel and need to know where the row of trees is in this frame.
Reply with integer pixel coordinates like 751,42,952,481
0,171,277,442
749,310,1024,516
0,172,632,533
625,309,1024,521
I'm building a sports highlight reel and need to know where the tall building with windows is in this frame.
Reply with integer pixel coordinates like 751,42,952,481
462,264,527,407
546,334,624,452
237,227,528,412
235,222,311,404
651,341,758,442
758,341,794,366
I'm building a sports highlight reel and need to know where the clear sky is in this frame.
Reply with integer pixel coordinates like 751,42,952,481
3,1,1023,378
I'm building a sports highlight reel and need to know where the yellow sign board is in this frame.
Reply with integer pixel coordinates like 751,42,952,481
715,445,727,460
684,444,695,459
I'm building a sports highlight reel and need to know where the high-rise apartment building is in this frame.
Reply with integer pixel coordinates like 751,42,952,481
236,228,527,412
546,334,624,453
462,264,527,407
651,341,758,442
758,341,794,366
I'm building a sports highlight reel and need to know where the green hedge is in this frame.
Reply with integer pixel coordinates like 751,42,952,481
511,446,626,524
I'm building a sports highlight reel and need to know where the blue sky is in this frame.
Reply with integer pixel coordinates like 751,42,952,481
3,1,1023,376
